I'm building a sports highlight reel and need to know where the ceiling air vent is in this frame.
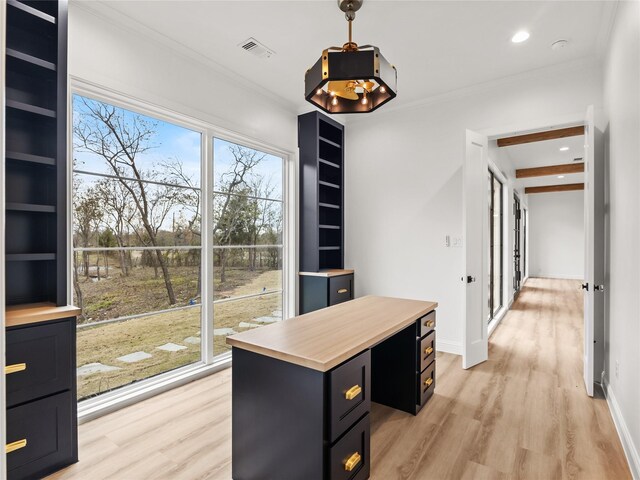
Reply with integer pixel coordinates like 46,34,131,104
238,37,275,59
573,157,584,162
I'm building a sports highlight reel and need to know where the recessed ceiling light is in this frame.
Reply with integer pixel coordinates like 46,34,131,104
559,146,570,151
557,175,565,179
511,31,530,43
551,39,569,50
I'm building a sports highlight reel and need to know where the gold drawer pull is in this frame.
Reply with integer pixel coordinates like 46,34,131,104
424,346,434,356
5,363,26,375
337,288,348,294
344,451,361,472
345,385,362,400
425,320,435,328
6,439,27,454
424,377,433,387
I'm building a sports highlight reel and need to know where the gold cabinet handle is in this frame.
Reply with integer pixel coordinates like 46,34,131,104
425,320,435,328
424,346,434,356
424,377,433,387
5,363,26,375
344,451,362,472
6,439,27,454
345,385,362,400
337,288,348,294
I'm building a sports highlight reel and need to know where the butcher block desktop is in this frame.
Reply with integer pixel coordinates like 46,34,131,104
227,295,438,480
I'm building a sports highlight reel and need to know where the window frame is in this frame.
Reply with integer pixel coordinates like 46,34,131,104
69,79,296,421
487,160,507,327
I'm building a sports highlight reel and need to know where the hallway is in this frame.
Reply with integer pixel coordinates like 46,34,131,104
370,278,630,478
50,279,631,480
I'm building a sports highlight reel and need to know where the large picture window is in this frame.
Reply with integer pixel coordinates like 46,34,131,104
72,93,289,404
212,138,284,356
488,170,503,322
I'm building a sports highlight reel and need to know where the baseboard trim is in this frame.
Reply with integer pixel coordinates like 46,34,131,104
529,274,584,280
602,375,640,479
436,339,462,356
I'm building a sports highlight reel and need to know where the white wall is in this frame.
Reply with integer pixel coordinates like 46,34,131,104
68,4,298,158
527,191,584,280
602,1,640,477
345,61,602,355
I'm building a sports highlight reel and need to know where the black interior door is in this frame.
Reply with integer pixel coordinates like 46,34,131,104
513,195,521,293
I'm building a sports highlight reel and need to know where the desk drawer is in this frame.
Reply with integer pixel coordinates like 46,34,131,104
7,391,76,479
418,330,436,373
329,350,370,442
418,361,436,406
6,319,73,408
417,310,436,337
329,275,354,306
329,413,370,480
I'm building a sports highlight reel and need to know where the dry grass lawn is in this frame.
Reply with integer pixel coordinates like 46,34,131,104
77,270,282,400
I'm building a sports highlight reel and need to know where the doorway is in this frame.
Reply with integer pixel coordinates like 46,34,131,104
513,194,522,295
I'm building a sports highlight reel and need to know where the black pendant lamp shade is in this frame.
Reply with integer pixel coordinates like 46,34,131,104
304,1,397,114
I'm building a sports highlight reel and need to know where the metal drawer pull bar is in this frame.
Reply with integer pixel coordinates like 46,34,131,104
425,319,435,328
337,288,349,294
424,377,433,387
344,385,362,400
344,451,361,472
6,439,27,454
5,363,26,375
424,346,434,356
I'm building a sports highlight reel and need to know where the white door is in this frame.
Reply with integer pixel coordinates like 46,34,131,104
463,130,489,369
583,105,605,397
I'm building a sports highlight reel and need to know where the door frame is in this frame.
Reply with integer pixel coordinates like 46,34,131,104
464,110,593,376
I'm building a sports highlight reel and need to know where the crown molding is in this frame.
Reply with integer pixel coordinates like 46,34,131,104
71,1,299,115
345,56,601,126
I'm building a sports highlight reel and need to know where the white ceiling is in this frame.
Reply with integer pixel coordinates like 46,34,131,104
502,134,585,190
83,0,615,113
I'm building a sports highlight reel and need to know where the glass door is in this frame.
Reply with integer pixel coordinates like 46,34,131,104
488,170,503,322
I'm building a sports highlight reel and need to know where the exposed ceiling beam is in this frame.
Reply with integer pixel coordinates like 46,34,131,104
525,183,584,194
497,126,584,147
516,162,584,179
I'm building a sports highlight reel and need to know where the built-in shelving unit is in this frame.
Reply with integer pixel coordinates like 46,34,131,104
299,111,345,272
4,2,77,479
5,0,67,307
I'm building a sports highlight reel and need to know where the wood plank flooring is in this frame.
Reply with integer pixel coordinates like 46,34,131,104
49,278,631,479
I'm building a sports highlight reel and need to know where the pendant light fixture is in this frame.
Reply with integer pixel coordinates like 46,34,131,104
305,0,397,114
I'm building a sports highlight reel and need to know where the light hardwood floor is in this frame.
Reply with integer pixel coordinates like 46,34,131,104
49,278,631,479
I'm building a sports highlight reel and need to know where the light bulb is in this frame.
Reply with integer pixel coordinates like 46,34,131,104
379,86,386,93
361,95,368,105
331,97,338,106
330,91,336,97
316,88,323,95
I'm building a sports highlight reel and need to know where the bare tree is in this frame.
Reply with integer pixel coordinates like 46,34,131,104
74,98,184,305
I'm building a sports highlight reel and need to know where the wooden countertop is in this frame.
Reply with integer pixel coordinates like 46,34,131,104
298,269,354,278
6,303,81,328
226,295,437,372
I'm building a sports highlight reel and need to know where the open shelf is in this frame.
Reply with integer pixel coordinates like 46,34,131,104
7,99,56,118
6,253,56,262
319,158,340,169
319,136,341,149
319,224,341,230
319,180,340,189
318,246,340,251
7,0,56,25
6,47,56,71
6,151,56,166
319,202,340,210
6,202,56,213
7,4,57,64
319,118,343,146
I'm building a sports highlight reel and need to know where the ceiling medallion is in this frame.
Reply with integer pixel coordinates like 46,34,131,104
305,0,397,114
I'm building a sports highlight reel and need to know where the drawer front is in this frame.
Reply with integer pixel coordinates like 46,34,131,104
418,360,436,406
418,310,436,337
329,413,370,480
6,319,73,408
329,274,354,306
329,350,371,442
418,330,436,373
7,391,76,479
